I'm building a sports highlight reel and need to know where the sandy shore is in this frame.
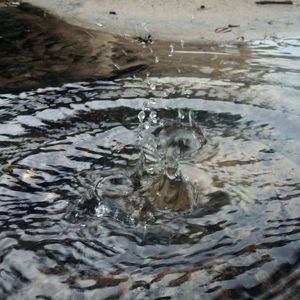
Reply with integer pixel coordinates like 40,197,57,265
26,0,300,43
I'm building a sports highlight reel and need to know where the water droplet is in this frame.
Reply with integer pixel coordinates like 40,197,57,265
182,88,192,96
169,44,174,57
113,210,119,219
143,101,150,111
163,90,169,97
138,110,145,123
144,121,150,130
180,40,185,49
149,111,158,124
142,225,148,239
188,110,194,126
150,83,156,90
178,109,185,120
159,120,165,127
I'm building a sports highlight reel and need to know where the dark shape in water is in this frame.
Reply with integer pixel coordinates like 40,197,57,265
147,174,193,210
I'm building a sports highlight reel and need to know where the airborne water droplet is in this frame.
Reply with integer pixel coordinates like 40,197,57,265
149,111,158,124
169,44,174,57
178,109,185,120
150,83,156,90
138,110,146,123
144,121,150,130
180,39,185,49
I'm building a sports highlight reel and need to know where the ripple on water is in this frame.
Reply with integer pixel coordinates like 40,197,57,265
0,40,300,299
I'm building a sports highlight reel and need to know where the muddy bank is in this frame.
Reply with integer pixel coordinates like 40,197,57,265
0,3,150,93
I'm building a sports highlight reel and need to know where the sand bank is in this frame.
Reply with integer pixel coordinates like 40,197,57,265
0,2,150,93
26,0,300,43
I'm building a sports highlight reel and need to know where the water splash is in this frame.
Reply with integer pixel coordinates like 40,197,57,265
93,96,207,224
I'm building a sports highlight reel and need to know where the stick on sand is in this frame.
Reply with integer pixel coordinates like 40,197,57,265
255,1,293,5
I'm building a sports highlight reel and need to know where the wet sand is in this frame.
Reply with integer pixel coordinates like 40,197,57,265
0,2,252,93
0,2,151,93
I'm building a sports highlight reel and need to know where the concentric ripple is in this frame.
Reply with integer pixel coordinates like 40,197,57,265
0,39,300,299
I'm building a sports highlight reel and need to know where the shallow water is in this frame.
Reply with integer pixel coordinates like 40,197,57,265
1,39,300,299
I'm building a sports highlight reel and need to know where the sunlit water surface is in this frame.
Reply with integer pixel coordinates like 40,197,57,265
1,39,300,299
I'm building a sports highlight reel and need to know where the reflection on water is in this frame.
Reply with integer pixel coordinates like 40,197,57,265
0,39,300,299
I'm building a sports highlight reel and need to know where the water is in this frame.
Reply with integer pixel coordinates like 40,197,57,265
1,39,300,299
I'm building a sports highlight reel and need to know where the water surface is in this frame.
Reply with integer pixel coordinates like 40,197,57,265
0,39,300,299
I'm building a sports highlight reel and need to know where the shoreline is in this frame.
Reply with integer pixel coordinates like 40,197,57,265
1,1,300,93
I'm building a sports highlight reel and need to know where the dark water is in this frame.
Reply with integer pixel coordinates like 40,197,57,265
1,39,300,300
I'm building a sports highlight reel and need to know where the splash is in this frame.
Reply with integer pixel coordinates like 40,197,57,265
137,102,206,179
95,98,207,224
